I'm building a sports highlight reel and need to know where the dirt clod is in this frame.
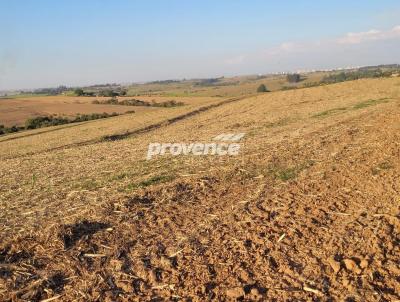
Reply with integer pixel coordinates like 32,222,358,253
327,256,341,273
359,258,369,269
343,259,362,274
226,287,245,298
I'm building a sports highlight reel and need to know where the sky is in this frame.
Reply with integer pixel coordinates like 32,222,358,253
1,0,400,90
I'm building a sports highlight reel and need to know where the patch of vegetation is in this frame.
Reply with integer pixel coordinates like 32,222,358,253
286,73,302,83
79,179,100,190
257,84,269,93
138,174,175,187
25,116,70,129
303,82,322,88
28,85,69,96
25,112,120,130
110,172,130,181
194,77,223,86
274,167,298,181
149,79,181,84
0,112,122,136
352,98,390,109
264,117,292,128
31,173,37,189
281,86,298,91
267,161,314,182
371,161,394,175
321,68,399,84
0,124,24,135
74,88,94,97
310,98,390,119
98,89,127,97
93,97,184,107
126,174,175,191
312,107,348,118
74,88,126,97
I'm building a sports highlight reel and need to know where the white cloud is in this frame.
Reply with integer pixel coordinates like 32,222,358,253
279,42,296,52
338,25,400,44
222,25,400,72
263,41,311,57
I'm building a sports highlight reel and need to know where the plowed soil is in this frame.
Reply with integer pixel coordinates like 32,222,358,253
0,78,399,301
0,96,220,127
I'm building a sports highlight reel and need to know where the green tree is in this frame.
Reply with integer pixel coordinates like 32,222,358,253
257,84,268,93
74,88,84,96
99,89,119,97
286,74,301,83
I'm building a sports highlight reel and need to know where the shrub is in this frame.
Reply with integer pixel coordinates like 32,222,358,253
25,116,70,129
7,125,20,133
0,112,124,136
99,90,119,97
194,78,221,86
26,116,51,129
0,125,24,134
74,88,84,96
281,86,298,91
286,74,301,83
106,97,119,104
257,84,268,93
303,82,321,88
321,68,396,84
153,100,184,107
92,98,184,107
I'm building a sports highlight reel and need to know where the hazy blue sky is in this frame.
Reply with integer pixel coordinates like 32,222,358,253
1,0,400,90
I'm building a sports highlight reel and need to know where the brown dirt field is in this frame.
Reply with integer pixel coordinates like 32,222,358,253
0,96,223,158
0,78,399,301
0,97,125,127
0,96,217,127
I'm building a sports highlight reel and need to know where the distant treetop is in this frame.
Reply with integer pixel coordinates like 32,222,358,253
286,74,301,83
257,84,269,93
